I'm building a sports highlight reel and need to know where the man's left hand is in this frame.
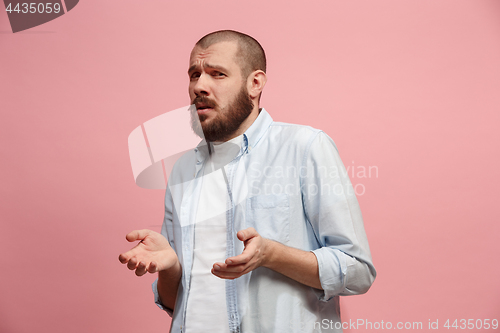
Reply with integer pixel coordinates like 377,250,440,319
211,227,271,279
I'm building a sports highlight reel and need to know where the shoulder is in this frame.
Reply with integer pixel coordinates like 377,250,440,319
266,121,336,151
270,121,321,136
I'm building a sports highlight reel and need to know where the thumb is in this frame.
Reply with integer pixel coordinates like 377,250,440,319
125,229,151,242
237,227,258,242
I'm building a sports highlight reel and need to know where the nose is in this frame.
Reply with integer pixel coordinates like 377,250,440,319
193,73,210,97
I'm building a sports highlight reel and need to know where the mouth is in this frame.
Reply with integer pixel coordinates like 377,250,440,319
195,104,215,115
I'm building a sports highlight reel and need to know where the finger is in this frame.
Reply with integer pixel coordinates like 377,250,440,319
125,229,151,242
213,262,226,272
118,253,128,264
237,227,257,242
214,260,255,275
212,266,251,279
127,257,138,270
212,268,238,279
119,246,141,263
216,263,247,273
226,242,257,265
135,261,148,276
148,261,158,274
226,254,250,265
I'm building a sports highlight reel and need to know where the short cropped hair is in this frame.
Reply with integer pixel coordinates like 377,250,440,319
196,30,266,79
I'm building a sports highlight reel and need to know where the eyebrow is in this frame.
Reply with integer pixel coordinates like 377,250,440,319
188,63,229,75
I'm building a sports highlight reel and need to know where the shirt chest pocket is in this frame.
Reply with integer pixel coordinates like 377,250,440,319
246,194,290,243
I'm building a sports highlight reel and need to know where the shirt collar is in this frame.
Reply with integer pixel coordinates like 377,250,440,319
243,108,273,152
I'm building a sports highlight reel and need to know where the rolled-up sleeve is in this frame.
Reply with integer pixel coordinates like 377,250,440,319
301,131,376,301
152,278,174,316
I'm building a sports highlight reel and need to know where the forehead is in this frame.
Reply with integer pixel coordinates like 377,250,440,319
189,41,240,69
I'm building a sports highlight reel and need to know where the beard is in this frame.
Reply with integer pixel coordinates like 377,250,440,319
190,85,254,142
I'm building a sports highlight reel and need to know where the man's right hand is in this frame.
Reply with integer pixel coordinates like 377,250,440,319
118,229,178,276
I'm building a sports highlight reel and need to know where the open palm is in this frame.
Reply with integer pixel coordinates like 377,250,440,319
118,229,178,276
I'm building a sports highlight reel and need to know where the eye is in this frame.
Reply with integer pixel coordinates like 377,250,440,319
190,72,200,80
212,71,226,77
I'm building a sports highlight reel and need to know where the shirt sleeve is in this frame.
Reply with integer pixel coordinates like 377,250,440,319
301,131,376,301
151,182,177,316
152,278,174,316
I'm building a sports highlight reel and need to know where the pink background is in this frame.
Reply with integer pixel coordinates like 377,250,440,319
1,0,499,332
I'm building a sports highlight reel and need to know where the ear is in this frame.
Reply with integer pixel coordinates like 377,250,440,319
247,70,267,100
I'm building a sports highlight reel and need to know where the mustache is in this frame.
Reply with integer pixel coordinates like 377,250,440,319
192,96,217,109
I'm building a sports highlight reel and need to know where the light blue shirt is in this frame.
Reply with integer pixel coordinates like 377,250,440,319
153,109,376,333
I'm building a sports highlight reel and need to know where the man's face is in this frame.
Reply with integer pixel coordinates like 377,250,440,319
188,41,253,142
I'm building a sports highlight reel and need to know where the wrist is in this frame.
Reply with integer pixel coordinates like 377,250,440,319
261,238,276,269
159,252,181,274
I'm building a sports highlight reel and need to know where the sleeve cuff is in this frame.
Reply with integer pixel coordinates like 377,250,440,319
311,248,346,301
152,278,174,317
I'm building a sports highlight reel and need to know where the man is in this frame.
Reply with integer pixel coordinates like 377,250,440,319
119,30,376,333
